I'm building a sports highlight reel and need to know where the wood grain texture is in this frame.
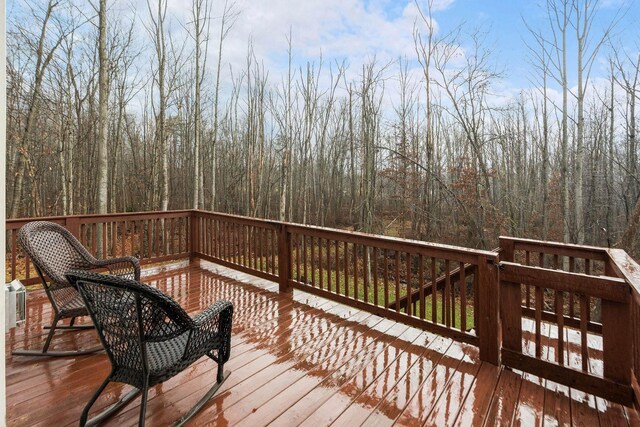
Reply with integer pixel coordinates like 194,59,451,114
6,260,638,426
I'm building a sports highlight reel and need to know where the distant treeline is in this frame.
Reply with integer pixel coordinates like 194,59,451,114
6,0,640,254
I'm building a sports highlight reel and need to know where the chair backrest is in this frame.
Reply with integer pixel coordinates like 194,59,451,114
18,221,97,288
66,271,195,374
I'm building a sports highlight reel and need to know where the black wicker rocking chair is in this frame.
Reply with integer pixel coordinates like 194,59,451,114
66,270,233,427
15,221,140,357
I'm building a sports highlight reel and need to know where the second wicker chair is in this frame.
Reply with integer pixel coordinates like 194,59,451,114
67,270,234,427
16,221,140,357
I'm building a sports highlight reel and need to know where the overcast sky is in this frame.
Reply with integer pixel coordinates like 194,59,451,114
10,0,637,113
179,0,639,90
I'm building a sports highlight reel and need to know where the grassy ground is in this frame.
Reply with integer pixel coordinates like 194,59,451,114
291,265,475,330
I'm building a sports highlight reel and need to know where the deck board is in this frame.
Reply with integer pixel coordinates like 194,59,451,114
5,259,639,426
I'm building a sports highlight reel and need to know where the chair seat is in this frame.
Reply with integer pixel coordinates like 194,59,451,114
147,332,190,373
58,292,89,317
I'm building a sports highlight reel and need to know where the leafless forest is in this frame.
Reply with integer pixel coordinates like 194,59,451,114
6,0,640,253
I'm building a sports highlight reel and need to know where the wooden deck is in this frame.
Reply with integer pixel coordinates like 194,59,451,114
6,260,640,426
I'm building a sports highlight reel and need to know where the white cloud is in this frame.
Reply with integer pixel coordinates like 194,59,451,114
212,0,454,78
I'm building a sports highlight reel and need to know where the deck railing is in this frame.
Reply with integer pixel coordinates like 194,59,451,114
5,210,192,286
499,237,632,404
6,211,640,406
189,210,500,363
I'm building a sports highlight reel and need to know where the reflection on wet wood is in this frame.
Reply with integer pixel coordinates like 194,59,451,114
5,260,636,426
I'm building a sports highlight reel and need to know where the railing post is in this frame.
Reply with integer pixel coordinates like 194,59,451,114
603,254,632,388
190,210,198,261
498,238,521,358
66,216,80,239
278,223,292,293
477,253,501,365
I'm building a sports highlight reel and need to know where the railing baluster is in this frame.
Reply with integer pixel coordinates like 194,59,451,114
211,218,216,258
25,252,31,279
221,219,226,261
220,219,225,260
535,285,542,358
242,224,247,267
125,219,134,256
11,230,17,280
419,254,425,320
580,293,589,371
344,241,349,298
234,221,238,263
556,290,564,365
311,236,316,287
569,257,575,318
216,219,221,261
362,246,369,302
272,229,277,275
234,222,239,265
252,226,257,269
354,243,359,300
215,218,220,261
132,221,137,256
303,235,308,284
406,253,412,316
538,252,544,269
395,251,400,312
258,225,263,270
111,221,117,258
238,221,242,262
320,238,325,290
328,239,332,291
383,249,388,307
335,240,340,294
257,225,261,270
373,247,379,306
432,257,437,324
295,233,300,282
163,218,168,255
170,218,175,255
460,261,466,332
525,250,531,309
206,217,211,257
260,228,265,272
146,220,152,259
92,223,97,256
262,227,266,271
445,260,451,328
585,259,591,323
101,222,107,257
155,219,161,258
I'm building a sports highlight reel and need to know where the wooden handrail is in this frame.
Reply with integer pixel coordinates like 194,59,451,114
500,262,628,303
499,235,608,261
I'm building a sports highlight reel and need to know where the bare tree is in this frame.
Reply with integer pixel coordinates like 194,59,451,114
572,0,619,244
9,1,66,218
210,0,238,211
96,0,109,219
146,0,171,211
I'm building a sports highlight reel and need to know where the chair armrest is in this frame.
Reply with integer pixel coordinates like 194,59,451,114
192,300,233,330
187,300,233,361
93,256,141,281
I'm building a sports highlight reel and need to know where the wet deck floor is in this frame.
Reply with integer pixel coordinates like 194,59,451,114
6,259,639,426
